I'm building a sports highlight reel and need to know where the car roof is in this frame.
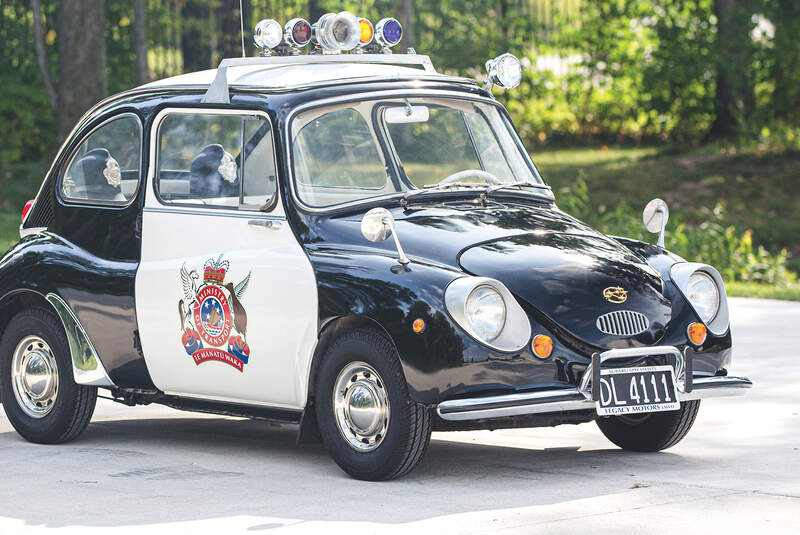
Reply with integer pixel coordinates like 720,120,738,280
138,55,476,94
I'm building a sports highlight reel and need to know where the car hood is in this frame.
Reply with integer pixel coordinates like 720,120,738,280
319,200,672,348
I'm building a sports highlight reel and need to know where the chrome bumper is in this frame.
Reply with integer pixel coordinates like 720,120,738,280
436,345,752,422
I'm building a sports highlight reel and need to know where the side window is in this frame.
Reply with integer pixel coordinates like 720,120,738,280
60,115,141,204
156,113,276,210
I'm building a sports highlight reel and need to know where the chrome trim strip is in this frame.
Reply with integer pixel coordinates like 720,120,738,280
142,206,286,221
436,375,752,421
202,55,438,103
44,293,116,388
19,226,47,238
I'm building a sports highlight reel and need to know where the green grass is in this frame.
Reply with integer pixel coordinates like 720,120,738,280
532,145,800,259
0,213,19,254
726,281,800,301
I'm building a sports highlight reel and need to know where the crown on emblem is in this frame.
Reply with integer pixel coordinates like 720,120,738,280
203,255,230,284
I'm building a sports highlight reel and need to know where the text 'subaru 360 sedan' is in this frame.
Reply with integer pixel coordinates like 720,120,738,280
0,13,751,480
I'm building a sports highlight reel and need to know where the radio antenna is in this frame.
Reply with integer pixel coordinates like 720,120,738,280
239,0,245,57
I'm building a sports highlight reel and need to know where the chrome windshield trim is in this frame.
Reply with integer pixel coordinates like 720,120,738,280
283,89,548,215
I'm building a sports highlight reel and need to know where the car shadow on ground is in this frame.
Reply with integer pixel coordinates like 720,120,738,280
0,414,709,529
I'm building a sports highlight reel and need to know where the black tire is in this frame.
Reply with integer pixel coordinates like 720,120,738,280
315,329,432,481
596,400,701,452
0,307,97,444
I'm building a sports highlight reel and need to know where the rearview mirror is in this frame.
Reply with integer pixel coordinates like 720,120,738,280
642,198,669,248
384,105,430,124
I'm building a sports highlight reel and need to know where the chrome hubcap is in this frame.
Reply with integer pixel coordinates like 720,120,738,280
11,336,59,418
333,362,389,452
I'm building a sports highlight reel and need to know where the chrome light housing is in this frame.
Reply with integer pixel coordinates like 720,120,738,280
254,19,283,53
670,263,729,336
284,18,312,49
445,277,531,352
485,53,523,90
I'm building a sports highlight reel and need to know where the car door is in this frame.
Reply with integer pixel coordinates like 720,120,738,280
135,107,318,409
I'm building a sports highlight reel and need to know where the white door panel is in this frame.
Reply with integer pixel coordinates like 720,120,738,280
135,209,318,408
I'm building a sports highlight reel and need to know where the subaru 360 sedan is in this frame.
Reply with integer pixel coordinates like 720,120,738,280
0,13,751,480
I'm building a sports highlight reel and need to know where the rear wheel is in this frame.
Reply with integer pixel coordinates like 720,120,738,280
596,400,701,452
315,329,432,480
0,308,97,444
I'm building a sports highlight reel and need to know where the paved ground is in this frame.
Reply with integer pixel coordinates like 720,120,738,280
0,297,797,534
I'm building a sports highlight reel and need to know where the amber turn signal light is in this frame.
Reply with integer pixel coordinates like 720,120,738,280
532,334,553,358
412,318,425,334
687,322,707,346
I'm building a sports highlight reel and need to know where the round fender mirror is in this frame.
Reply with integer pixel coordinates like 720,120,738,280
643,198,669,233
361,207,394,243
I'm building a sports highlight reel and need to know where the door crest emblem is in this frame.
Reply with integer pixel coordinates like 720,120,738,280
602,286,628,304
179,254,252,371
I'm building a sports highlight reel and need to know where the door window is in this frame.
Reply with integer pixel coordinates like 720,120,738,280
156,112,277,210
60,114,142,204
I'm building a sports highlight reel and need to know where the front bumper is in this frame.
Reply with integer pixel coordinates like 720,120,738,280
436,345,752,421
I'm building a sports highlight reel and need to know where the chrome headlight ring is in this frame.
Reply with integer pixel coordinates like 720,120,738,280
445,277,531,352
670,263,729,336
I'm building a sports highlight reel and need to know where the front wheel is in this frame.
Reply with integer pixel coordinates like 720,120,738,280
0,308,97,444
315,329,432,480
596,400,701,452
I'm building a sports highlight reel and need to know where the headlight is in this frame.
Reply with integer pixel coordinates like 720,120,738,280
686,271,720,322
465,286,506,341
445,277,531,351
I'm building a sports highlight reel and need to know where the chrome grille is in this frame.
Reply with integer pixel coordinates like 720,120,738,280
596,310,650,337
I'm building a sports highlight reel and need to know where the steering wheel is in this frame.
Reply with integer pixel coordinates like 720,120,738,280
438,169,501,185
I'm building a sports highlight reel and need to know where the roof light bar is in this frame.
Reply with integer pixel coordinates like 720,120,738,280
375,18,402,53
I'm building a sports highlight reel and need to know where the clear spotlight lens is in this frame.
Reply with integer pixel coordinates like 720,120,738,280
314,11,360,51
254,19,283,50
465,286,506,342
284,18,311,47
375,18,403,47
686,271,720,323
486,53,523,89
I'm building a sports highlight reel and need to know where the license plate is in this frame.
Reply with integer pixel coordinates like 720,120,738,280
595,365,680,416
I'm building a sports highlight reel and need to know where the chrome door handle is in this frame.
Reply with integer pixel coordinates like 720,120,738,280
248,219,282,230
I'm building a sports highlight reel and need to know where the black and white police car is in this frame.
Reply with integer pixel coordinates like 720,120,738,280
0,12,751,480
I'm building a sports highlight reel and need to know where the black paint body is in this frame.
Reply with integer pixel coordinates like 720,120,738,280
1,78,733,409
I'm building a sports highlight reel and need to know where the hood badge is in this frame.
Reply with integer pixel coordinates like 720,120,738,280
603,286,628,304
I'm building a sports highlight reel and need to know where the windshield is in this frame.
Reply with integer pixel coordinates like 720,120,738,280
291,97,542,208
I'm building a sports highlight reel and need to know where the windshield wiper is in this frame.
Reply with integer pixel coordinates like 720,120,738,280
401,182,487,205
484,181,552,195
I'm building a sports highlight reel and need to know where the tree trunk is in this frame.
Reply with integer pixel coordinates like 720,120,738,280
182,1,212,72
770,0,800,120
30,0,57,111
308,1,325,24
399,0,415,52
219,0,245,59
57,0,106,141
708,0,756,139
133,0,148,84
